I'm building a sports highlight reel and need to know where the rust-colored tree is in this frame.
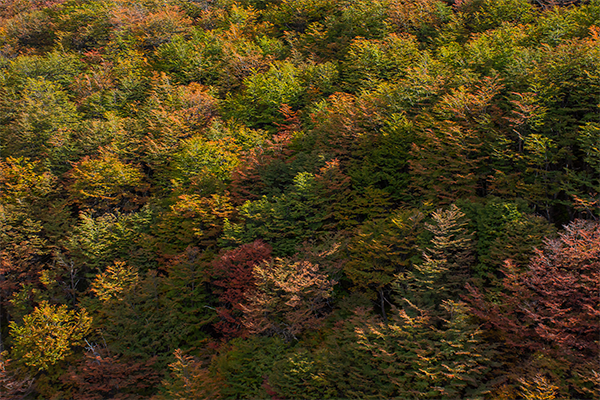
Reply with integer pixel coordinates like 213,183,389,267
62,348,161,400
228,105,298,205
468,220,600,398
212,240,272,338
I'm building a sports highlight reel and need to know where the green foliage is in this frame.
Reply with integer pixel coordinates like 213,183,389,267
563,122,600,218
532,2,600,46
206,119,269,152
4,51,86,91
158,193,235,253
74,113,140,156
348,113,417,203
316,301,492,399
345,208,424,301
91,262,215,367
458,198,529,268
222,170,333,255
54,0,113,51
170,136,239,191
342,34,420,92
1,77,81,171
268,348,334,399
402,204,475,315
226,61,304,129
458,0,535,32
0,157,59,316
464,23,529,74
211,336,288,399
65,208,155,274
297,0,392,59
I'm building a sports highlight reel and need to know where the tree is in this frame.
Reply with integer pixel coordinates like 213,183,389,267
223,171,335,256
0,355,35,399
225,62,304,130
209,336,288,400
409,76,505,205
314,301,492,399
1,77,81,172
169,137,239,194
468,219,600,397
344,208,424,318
212,240,272,338
63,347,160,400
457,198,556,276
8,301,92,372
0,157,56,311
65,209,155,276
241,256,337,341
67,150,147,212
161,193,235,252
563,122,600,219
90,260,214,368
157,349,222,400
341,34,420,93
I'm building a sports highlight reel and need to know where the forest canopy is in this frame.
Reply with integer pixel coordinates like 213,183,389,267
0,0,598,398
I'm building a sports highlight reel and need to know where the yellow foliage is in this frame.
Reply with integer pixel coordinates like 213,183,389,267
8,302,92,371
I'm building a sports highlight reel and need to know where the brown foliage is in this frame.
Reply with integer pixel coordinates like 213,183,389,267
228,104,299,205
63,349,161,400
409,76,504,204
0,357,35,400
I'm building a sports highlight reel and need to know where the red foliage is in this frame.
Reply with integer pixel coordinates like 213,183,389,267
275,103,302,137
468,220,600,360
262,375,283,400
212,240,272,338
0,356,35,400
0,254,44,310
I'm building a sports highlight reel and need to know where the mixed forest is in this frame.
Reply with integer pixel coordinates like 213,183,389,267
0,0,599,397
